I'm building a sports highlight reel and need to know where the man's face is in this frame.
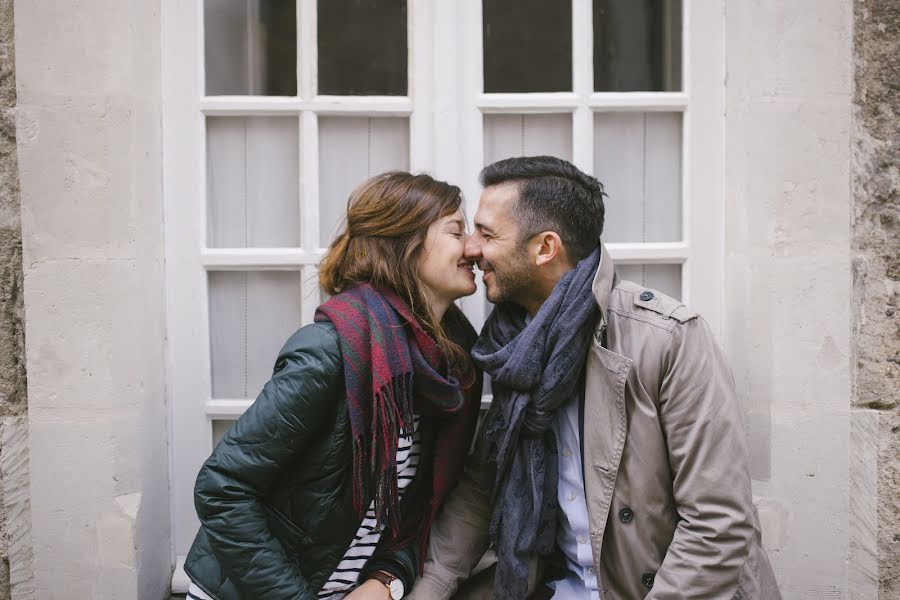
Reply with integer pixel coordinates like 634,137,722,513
465,182,538,305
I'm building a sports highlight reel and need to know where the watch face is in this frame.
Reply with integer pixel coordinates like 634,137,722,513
389,579,404,599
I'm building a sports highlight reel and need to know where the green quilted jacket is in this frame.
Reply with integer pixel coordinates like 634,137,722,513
185,319,476,599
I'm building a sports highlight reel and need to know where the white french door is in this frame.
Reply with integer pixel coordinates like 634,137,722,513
162,0,724,590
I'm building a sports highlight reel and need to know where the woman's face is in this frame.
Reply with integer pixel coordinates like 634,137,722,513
419,208,477,305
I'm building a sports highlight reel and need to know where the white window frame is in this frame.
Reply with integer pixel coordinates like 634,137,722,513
162,0,725,589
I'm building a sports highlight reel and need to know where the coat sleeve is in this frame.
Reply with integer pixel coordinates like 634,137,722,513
406,430,495,599
649,316,757,599
193,323,343,600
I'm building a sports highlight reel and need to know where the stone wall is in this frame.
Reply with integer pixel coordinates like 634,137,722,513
0,0,32,599
724,0,853,596
852,0,900,597
14,0,171,597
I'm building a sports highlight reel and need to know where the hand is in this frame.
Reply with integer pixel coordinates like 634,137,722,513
344,578,391,600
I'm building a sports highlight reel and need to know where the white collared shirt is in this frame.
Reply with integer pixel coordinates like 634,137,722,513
550,396,601,599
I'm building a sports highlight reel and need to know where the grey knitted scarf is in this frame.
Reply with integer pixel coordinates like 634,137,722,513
472,246,601,600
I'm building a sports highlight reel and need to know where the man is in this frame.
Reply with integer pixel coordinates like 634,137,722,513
408,157,780,599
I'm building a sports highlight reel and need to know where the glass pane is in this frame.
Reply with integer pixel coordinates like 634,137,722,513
209,271,302,398
204,0,297,96
593,0,682,91
318,0,407,95
483,0,572,93
484,114,573,165
615,264,681,300
594,112,681,243
207,117,300,248
318,117,410,245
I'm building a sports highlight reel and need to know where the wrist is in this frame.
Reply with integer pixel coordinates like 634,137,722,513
368,569,405,599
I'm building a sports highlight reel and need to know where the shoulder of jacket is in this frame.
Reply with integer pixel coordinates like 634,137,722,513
274,321,341,373
611,279,699,325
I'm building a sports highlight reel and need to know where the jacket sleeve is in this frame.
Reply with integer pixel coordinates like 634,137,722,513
360,545,418,595
194,323,343,600
406,431,495,600
650,316,756,599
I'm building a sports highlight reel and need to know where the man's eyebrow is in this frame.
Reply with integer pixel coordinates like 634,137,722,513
475,221,495,234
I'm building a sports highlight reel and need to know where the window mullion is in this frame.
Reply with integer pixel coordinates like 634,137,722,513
409,0,433,172
572,0,593,175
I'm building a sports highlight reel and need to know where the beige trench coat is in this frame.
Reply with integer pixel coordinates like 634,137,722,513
409,245,780,599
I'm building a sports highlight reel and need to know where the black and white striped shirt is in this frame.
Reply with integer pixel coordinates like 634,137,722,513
188,417,421,600
317,416,421,599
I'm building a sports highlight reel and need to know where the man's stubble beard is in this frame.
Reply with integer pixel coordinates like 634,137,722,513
485,252,538,307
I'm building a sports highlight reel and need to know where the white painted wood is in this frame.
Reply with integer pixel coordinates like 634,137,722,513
455,0,487,330
409,0,434,173
605,241,688,263
317,117,410,247
587,92,688,111
478,92,580,113
206,116,300,247
201,96,304,114
310,96,414,116
298,0,316,99
164,0,215,559
300,111,319,249
205,399,253,419
200,96,413,115
208,271,303,399
571,0,593,174
643,112,682,243
594,112,681,243
594,112,645,242
202,248,321,268
483,114,573,164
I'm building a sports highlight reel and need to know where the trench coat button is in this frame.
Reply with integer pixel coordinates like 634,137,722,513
639,291,654,301
618,506,634,523
641,572,655,589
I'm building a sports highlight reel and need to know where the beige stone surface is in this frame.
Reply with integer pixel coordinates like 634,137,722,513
14,0,171,598
725,0,853,596
852,0,900,597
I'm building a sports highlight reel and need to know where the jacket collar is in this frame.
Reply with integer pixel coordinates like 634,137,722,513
591,242,615,322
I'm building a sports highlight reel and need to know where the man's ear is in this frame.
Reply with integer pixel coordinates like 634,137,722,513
533,231,565,266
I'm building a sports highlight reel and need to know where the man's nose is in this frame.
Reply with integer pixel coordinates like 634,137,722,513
464,233,483,261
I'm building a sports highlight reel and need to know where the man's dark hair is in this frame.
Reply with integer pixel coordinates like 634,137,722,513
480,156,606,263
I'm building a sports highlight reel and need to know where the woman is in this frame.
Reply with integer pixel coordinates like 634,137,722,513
184,172,483,600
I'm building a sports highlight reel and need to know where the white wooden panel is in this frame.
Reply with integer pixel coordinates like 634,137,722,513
165,0,212,560
317,117,410,247
594,112,644,242
212,420,235,448
643,113,682,242
483,114,573,165
207,116,300,247
615,264,682,300
208,271,303,399
594,112,681,243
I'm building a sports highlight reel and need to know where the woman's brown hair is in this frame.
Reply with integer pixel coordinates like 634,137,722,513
319,171,472,378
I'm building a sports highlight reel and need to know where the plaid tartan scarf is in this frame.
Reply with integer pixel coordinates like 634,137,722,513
315,284,480,564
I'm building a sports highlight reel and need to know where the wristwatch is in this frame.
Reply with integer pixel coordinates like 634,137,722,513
370,570,405,600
